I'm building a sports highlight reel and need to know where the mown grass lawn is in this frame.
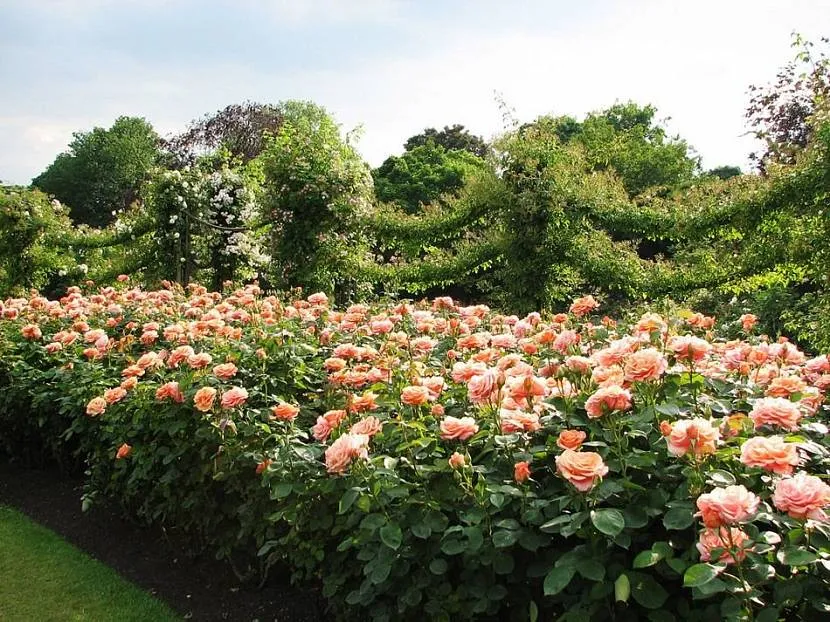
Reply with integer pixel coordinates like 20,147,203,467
0,505,179,621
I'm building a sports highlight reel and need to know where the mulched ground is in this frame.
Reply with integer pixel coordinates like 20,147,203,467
0,462,325,621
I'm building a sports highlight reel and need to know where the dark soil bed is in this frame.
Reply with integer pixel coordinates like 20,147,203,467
0,462,324,621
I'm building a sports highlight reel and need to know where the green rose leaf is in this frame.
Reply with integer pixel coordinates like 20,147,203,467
663,507,694,530
777,546,819,566
591,508,625,537
543,565,576,596
379,523,403,550
683,563,722,587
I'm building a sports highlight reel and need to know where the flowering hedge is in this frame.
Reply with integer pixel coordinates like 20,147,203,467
1,284,829,621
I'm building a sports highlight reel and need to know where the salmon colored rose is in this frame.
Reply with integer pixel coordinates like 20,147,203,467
324,433,370,475
514,461,531,483
765,376,807,398
86,397,107,416
120,376,138,391
773,472,830,520
624,348,667,383
668,335,712,363
212,363,238,380
21,324,42,340
739,314,757,332
104,387,127,404
557,429,587,451
220,386,248,409
350,392,379,413
115,443,132,459
440,416,479,441
187,352,213,369
555,449,608,492
312,409,347,441
193,387,217,412
156,381,184,403
695,485,760,527
664,418,720,457
271,402,300,422
448,452,467,469
749,397,803,431
740,436,799,475
401,385,431,406
350,416,383,437
584,385,632,418
569,295,599,317
697,527,752,564
256,458,272,474
499,409,541,433
467,369,500,405
430,404,445,416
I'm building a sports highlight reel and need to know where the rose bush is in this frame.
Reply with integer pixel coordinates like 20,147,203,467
1,283,829,620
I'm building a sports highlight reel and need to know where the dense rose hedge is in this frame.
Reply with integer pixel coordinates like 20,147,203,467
1,283,830,621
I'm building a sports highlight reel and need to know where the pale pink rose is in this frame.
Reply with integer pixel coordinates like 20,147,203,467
564,356,593,374
552,330,580,354
325,433,370,474
220,386,248,409
45,342,63,354
584,386,632,418
369,318,394,334
591,365,625,388
350,416,383,437
664,418,720,457
499,409,541,433
448,452,467,469
491,333,517,349
591,337,637,368
451,361,487,383
193,387,217,412
504,375,548,402
749,397,803,431
212,363,238,380
467,369,500,405
307,292,328,305
697,527,751,564
740,436,799,475
696,485,760,527
624,348,667,382
773,472,830,520
555,450,608,492
440,416,479,441
765,376,807,398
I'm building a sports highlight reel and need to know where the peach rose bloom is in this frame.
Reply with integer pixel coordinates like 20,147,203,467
325,433,370,474
45,342,63,354
569,295,599,317
324,357,347,372
592,365,625,388
668,335,712,363
739,314,757,332
584,386,632,418
193,387,217,412
212,363,238,380
104,387,128,404
431,404,445,417
167,345,195,368
21,324,42,340
421,376,446,399
634,312,667,336
451,361,488,383
749,397,803,431
740,436,799,475
187,352,213,369
256,458,272,475
271,402,300,422
86,397,107,416
553,330,580,354
312,409,347,441
220,386,248,409
504,375,548,402
765,376,807,398
307,292,328,305
773,472,830,520
120,376,138,391
557,429,587,451
401,385,431,406
467,370,500,405
624,348,667,383
555,449,608,492
440,416,479,441
350,416,383,437
664,418,720,457
499,409,541,434
351,392,379,413
116,443,132,459
514,461,531,483
695,485,760,527
156,381,184,403
697,527,751,564
565,356,593,374
448,452,467,469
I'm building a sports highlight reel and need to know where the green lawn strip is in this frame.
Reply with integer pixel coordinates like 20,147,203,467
0,505,180,621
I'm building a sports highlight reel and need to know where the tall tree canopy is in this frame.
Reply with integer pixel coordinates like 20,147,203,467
404,124,488,158
32,116,161,227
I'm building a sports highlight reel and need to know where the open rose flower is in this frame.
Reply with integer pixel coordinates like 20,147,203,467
514,461,531,483
467,369,500,405
401,385,431,406
773,472,830,520
312,409,347,441
740,436,799,475
624,348,667,382
499,409,541,433
697,527,752,564
668,335,712,363
749,397,803,431
104,387,127,404
696,485,760,527
271,402,300,422
555,449,608,492
86,397,107,416
212,363,238,380
220,386,248,409
584,385,632,418
350,416,383,437
557,429,586,451
156,381,184,403
569,295,599,317
193,387,217,412
663,418,720,457
325,433,370,475
440,416,479,441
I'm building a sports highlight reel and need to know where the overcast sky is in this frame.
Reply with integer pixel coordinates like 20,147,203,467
1,0,829,185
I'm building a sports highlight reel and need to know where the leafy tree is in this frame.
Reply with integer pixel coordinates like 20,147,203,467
373,142,486,213
705,165,742,180
746,34,830,173
403,124,488,158
32,117,161,227
166,101,283,164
